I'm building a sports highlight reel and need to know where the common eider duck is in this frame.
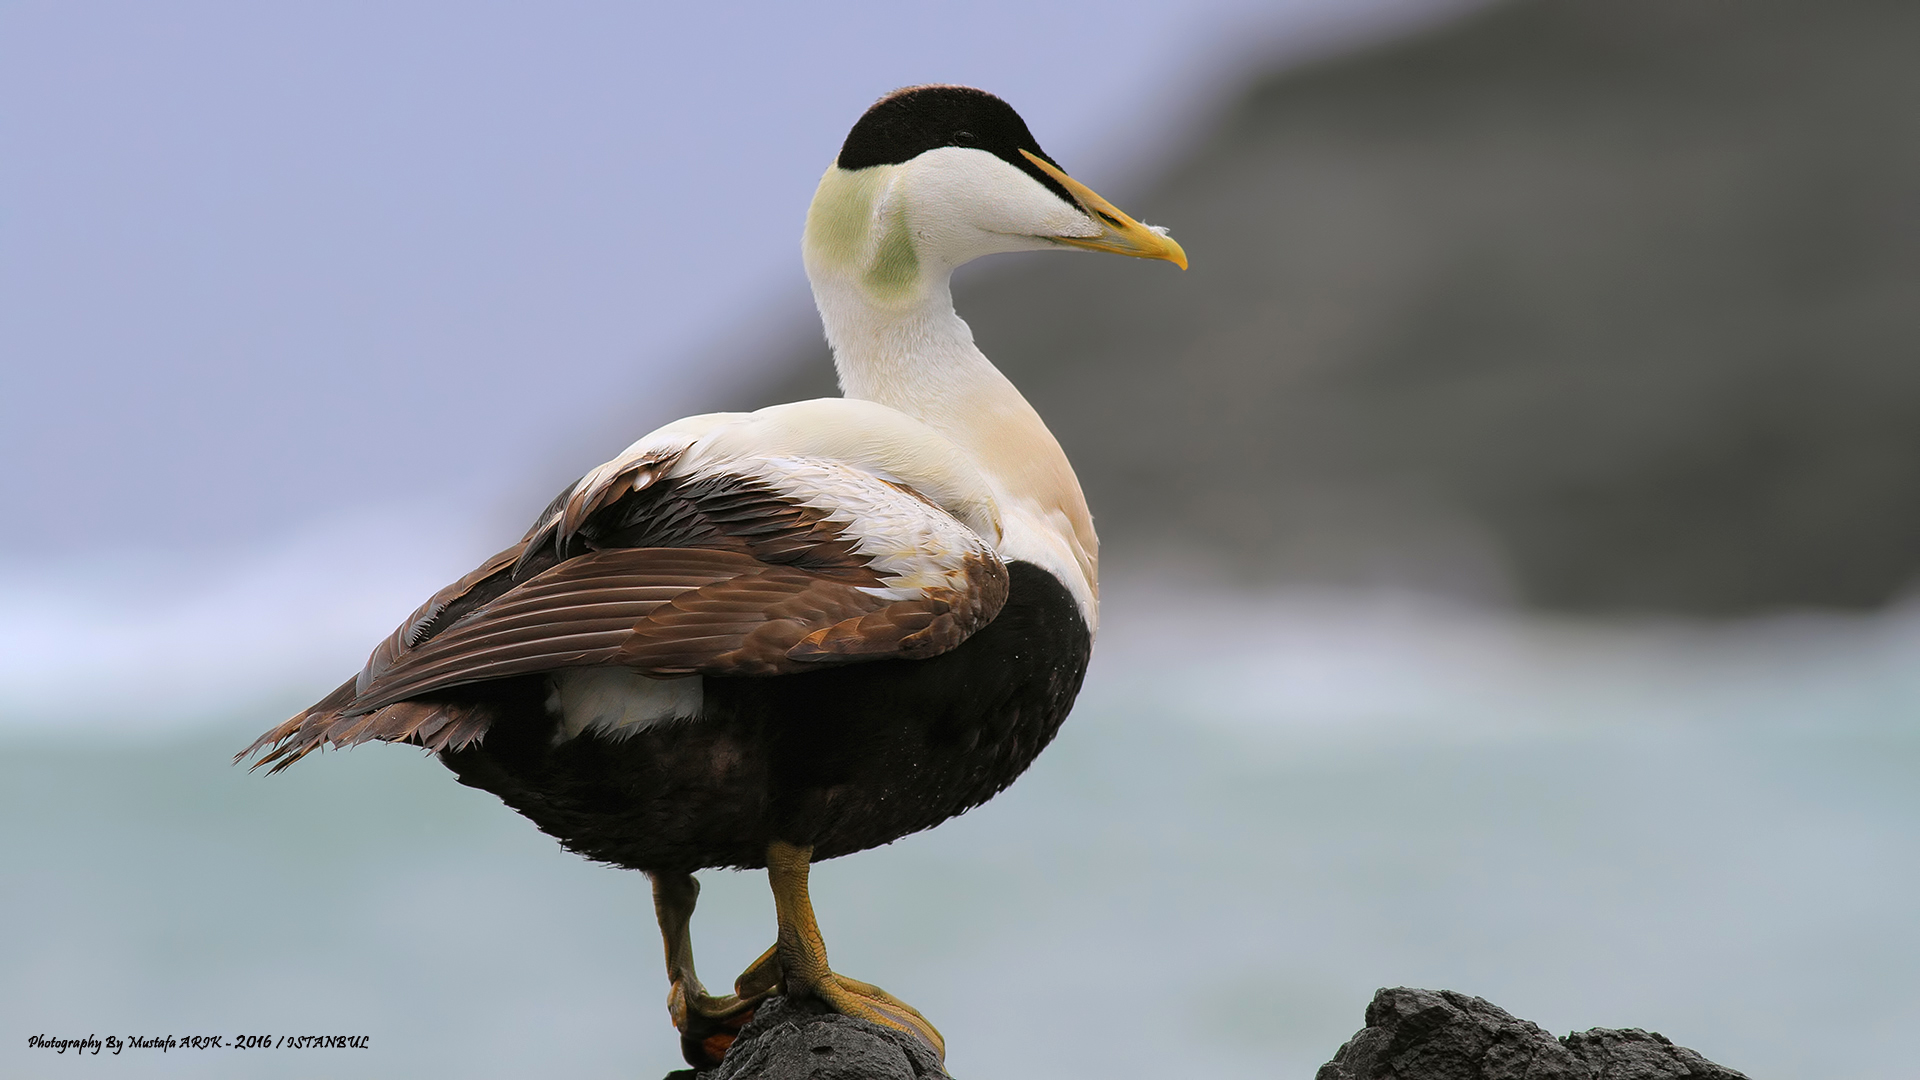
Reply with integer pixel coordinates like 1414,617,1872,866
242,84,1186,1067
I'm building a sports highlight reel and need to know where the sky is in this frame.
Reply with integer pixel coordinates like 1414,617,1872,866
0,0,1471,728
1,0,1464,557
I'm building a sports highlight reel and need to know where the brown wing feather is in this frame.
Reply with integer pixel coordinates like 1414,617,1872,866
352,547,809,707
514,446,681,577
615,565,899,676
788,557,1009,661
241,459,1008,771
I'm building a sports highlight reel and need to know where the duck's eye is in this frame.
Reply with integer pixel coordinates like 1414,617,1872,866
952,130,976,146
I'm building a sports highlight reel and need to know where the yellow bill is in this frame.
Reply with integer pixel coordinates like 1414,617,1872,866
1021,149,1189,270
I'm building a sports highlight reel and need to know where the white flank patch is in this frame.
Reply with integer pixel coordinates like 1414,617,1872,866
549,668,703,743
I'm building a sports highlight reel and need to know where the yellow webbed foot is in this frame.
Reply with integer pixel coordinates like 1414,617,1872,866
765,840,946,1061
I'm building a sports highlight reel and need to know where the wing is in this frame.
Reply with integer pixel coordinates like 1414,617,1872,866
242,436,1008,772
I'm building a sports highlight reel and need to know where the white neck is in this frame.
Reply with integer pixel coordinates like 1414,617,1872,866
802,170,1099,625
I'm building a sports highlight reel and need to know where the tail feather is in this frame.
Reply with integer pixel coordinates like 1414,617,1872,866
408,708,458,745
236,677,358,772
235,678,501,773
427,707,493,753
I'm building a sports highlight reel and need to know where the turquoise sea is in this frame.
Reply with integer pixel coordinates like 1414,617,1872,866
5,586,1918,1079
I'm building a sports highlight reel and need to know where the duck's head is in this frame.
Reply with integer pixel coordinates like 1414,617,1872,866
804,85,1187,305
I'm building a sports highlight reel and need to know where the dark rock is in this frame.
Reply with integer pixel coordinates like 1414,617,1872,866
662,996,948,1080
1561,1027,1746,1080
1317,987,1748,1080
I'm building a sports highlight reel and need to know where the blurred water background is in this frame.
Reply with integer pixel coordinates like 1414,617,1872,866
8,592,1920,1078
5,1,1917,1077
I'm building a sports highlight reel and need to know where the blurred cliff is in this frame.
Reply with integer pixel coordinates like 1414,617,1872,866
740,0,1920,616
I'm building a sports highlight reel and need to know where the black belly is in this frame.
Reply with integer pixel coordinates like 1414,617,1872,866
435,561,1091,872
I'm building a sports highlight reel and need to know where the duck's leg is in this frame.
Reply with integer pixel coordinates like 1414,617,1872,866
764,839,946,1060
648,871,773,1067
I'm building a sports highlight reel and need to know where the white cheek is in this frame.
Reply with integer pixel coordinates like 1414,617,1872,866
900,148,1090,264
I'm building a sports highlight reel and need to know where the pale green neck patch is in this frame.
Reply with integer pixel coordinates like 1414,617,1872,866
864,199,919,299
804,166,922,303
